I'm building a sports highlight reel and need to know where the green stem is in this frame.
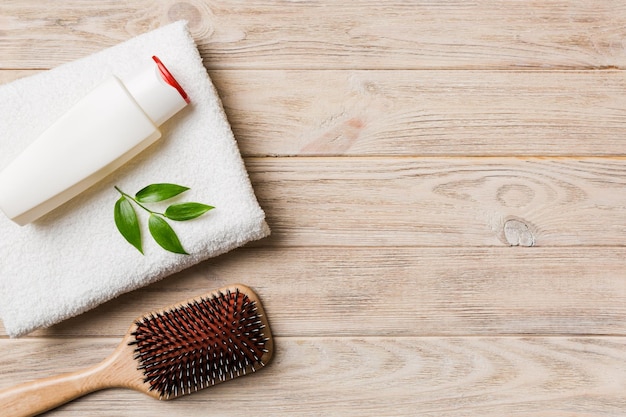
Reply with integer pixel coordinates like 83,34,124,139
114,186,165,217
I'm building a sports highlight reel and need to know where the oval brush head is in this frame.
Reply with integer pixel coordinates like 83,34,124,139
131,286,272,399
0,284,274,417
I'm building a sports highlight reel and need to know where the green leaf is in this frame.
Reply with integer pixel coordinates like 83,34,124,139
135,183,189,203
148,214,188,255
164,202,214,221
114,196,143,254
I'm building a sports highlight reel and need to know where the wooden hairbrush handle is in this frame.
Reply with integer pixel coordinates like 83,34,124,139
0,364,110,417
0,334,146,417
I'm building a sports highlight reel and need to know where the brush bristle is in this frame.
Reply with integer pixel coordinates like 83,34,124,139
129,288,271,399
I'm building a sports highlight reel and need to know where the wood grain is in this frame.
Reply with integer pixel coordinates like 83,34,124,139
0,70,36,83
215,70,626,157
1,1,626,70
0,337,624,416
246,157,626,247
0,246,622,338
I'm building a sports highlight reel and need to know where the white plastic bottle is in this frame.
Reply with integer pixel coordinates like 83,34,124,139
0,56,189,226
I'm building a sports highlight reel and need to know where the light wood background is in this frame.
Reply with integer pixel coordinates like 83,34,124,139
1,1,626,416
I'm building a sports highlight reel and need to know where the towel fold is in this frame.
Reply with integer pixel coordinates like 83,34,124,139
0,21,269,337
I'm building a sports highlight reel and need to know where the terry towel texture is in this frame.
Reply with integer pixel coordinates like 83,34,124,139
0,21,269,337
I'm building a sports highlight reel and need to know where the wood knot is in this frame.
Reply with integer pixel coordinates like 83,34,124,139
503,219,535,247
168,2,202,28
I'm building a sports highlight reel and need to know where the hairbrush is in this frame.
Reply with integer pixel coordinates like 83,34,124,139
0,284,273,417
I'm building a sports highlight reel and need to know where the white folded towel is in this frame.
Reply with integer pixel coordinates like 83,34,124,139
0,21,270,337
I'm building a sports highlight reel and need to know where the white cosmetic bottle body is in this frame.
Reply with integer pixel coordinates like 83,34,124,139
0,56,189,226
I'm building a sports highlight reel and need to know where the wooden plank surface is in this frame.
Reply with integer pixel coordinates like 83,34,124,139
217,70,626,157
248,157,626,247
1,1,625,416
0,337,624,416
1,1,626,70
1,246,623,338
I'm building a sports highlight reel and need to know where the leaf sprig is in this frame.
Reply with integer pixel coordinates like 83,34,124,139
114,183,214,255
